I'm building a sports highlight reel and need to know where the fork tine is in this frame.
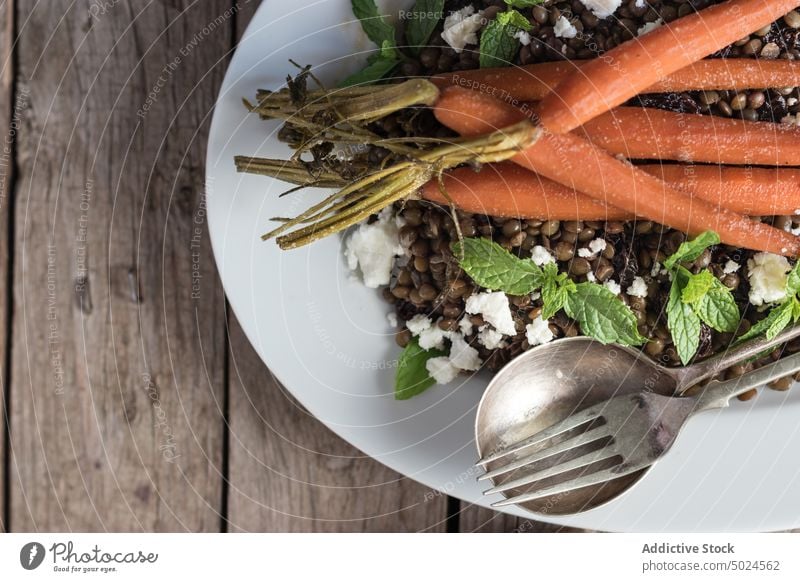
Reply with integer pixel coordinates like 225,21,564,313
483,447,619,495
490,461,646,507
477,405,603,466
477,425,610,482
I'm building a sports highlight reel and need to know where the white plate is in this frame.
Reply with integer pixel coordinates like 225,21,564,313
206,0,800,531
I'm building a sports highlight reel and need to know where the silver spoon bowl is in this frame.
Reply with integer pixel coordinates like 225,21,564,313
475,325,800,516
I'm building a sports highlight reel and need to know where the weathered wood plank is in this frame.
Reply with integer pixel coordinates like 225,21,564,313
226,316,447,532
459,505,587,533
8,0,230,531
0,0,14,534
226,1,446,531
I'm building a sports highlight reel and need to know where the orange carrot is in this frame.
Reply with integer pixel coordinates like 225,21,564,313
433,87,800,256
422,162,800,220
536,0,800,134
433,59,800,103
578,107,800,166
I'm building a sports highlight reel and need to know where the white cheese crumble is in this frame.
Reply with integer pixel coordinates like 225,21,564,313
526,316,555,347
406,314,432,335
637,18,663,36
344,210,404,288
387,312,398,327
787,97,798,107
531,245,555,266
605,280,622,295
579,0,623,19
448,333,482,371
478,326,506,350
426,357,460,385
781,113,800,126
723,260,741,274
578,238,607,258
626,276,648,298
514,30,532,46
635,0,646,8
792,226,800,236
586,271,597,282
747,252,791,306
554,16,577,39
442,6,484,53
465,291,517,335
418,323,448,350
458,316,474,336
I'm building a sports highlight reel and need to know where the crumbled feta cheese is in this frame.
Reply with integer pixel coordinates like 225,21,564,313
406,314,432,336
586,271,597,282
514,30,532,46
781,113,800,126
626,276,648,298
579,0,623,19
554,16,577,39
650,261,662,277
637,18,663,36
418,324,448,350
387,312,398,327
344,210,404,288
787,97,798,107
635,0,646,8
747,252,791,306
723,260,741,274
448,334,482,371
531,245,555,266
526,316,554,347
426,357,460,385
531,291,541,301
792,226,800,236
458,316,473,336
605,280,621,295
442,6,484,53
465,292,517,335
578,238,607,258
478,326,506,350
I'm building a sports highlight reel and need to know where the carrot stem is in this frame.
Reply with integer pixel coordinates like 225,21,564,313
536,0,800,133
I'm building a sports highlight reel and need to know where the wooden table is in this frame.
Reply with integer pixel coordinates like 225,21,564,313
0,0,583,533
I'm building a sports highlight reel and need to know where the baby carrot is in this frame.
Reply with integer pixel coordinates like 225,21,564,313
536,0,800,134
422,162,800,220
432,58,800,103
579,107,800,166
433,87,800,256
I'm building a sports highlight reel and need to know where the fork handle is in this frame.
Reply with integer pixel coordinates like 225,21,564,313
693,349,800,411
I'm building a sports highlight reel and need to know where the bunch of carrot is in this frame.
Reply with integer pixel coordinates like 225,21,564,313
419,0,800,256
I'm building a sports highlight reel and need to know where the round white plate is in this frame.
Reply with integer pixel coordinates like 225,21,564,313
206,0,800,531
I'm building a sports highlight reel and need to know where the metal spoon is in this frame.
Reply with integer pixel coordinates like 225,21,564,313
475,324,800,516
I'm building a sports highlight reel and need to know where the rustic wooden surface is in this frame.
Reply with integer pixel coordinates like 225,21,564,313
0,0,578,533
0,0,13,535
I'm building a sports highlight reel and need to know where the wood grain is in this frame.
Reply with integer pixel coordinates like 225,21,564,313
225,0,447,532
7,0,230,531
0,0,13,534
458,504,588,533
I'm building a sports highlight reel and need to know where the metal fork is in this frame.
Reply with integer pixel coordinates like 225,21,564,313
477,347,800,508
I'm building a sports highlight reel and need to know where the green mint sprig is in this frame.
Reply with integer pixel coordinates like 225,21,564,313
341,0,402,87
504,0,545,7
405,0,445,55
455,238,645,346
479,9,532,68
664,231,741,365
395,338,446,400
737,260,800,342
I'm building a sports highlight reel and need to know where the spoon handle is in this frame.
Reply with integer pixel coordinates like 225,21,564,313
675,323,800,390
693,349,800,411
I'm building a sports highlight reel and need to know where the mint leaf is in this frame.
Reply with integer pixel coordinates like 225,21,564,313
663,231,720,271
563,283,646,346
504,0,545,7
395,338,446,400
453,238,543,295
540,263,575,319
352,0,397,47
787,260,800,296
738,301,793,343
339,42,400,87
695,279,740,333
479,9,532,68
405,0,444,54
667,271,702,365
681,270,715,304
793,298,800,323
